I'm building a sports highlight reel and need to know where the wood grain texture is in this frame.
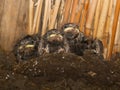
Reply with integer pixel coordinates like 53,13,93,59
79,0,90,32
96,0,110,40
70,0,79,23
74,0,85,24
0,0,21,51
48,0,61,29
0,0,29,51
62,0,73,24
103,0,113,58
14,0,29,41
28,0,34,35
0,0,5,41
93,0,104,39
114,17,120,53
0,0,5,25
85,0,98,37
41,0,51,36
33,0,43,34
107,0,120,59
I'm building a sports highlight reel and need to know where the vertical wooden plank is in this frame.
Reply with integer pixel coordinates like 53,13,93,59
57,0,65,28
0,0,21,51
117,19,120,52
62,0,73,24
35,0,43,34
114,17,120,53
79,0,90,32
107,0,120,59
28,0,34,35
93,0,104,39
70,0,79,23
48,0,61,29
41,0,51,36
106,0,116,59
32,0,43,34
103,0,113,58
96,0,110,40
0,0,29,51
104,0,114,36
0,0,5,40
14,0,29,42
74,0,85,24
0,0,5,24
96,0,110,59
85,0,98,37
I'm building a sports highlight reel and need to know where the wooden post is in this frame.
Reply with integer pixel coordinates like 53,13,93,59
74,0,85,24
41,0,51,36
0,0,28,51
62,0,73,24
104,0,113,36
79,0,90,33
0,0,21,51
32,0,43,34
113,18,120,53
0,0,5,39
70,0,79,23
96,0,110,40
57,0,65,28
103,0,113,58
85,0,98,37
117,21,120,52
35,0,43,34
93,0,104,39
28,0,34,35
48,0,61,29
107,0,120,59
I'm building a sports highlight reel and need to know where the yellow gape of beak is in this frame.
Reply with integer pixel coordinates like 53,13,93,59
49,34,57,38
25,44,34,48
64,27,79,34
19,44,34,49
49,34,63,39
64,27,74,32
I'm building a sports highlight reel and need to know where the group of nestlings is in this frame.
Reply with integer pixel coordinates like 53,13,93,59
13,23,104,61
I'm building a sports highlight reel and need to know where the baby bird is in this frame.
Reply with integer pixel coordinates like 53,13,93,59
61,23,86,56
13,34,40,61
90,39,104,56
38,29,69,55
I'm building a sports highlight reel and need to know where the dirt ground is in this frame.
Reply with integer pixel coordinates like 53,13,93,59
0,49,120,90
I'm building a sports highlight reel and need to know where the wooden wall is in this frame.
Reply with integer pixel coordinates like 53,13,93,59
0,0,119,59
0,0,29,51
